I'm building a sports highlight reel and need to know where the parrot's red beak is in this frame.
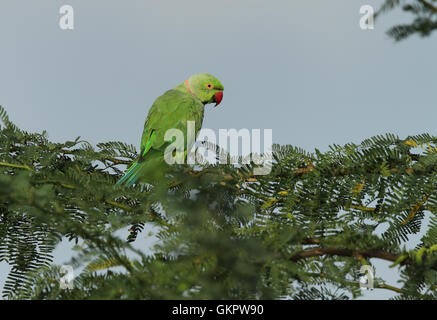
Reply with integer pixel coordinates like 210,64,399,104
214,91,223,106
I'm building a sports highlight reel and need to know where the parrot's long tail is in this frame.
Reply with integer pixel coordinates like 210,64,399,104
116,161,141,187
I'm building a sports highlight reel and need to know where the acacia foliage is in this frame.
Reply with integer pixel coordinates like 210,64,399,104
1,105,437,300
377,0,437,40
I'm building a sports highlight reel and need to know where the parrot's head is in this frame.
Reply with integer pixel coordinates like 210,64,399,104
186,73,224,106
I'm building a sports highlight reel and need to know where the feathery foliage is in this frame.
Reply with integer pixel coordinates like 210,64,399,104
1,105,437,299
377,0,437,40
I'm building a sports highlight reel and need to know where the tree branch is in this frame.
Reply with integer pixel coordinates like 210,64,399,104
291,247,409,266
0,161,33,171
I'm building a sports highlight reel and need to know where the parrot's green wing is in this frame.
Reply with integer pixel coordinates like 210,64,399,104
117,89,204,186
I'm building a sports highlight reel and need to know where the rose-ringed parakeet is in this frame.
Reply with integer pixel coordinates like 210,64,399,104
116,73,224,186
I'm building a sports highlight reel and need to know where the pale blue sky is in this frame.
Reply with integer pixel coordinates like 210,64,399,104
0,0,436,299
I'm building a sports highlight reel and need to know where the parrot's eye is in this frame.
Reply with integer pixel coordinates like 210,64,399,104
206,83,214,90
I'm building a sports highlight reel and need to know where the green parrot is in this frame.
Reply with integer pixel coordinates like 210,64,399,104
116,73,224,186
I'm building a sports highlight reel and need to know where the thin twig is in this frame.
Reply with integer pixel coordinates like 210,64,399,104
0,161,33,171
